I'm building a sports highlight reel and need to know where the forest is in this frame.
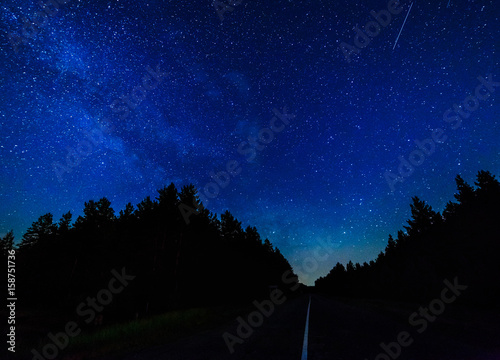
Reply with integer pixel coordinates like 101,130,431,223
0,183,297,327
316,170,500,306
1,170,499,354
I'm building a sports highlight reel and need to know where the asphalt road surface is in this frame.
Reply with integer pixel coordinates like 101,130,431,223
99,293,500,360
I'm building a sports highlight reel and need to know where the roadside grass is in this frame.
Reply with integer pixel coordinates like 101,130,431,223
62,304,253,359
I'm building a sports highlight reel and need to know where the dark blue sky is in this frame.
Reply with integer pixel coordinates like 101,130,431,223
0,0,498,284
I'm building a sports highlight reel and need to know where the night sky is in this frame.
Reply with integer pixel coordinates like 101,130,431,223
0,0,498,284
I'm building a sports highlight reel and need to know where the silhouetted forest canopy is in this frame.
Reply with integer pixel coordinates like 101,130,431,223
1,170,499,330
0,183,296,325
315,170,500,306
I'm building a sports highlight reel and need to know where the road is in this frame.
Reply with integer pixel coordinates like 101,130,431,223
98,293,500,360
307,294,500,360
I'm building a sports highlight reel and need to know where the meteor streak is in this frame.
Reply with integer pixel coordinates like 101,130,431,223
393,1,414,50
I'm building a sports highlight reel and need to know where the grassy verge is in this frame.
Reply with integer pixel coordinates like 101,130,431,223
61,304,253,359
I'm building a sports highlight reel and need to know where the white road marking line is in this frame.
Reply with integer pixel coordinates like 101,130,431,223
301,295,312,360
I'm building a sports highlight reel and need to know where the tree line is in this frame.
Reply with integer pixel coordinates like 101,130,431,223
315,170,500,306
0,183,296,325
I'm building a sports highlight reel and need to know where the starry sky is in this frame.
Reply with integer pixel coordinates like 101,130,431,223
0,0,498,284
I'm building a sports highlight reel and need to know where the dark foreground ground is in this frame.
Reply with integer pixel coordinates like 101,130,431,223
6,293,500,360
89,293,500,360
308,294,500,360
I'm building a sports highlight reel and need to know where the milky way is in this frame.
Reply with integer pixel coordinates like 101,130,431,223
0,0,498,284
